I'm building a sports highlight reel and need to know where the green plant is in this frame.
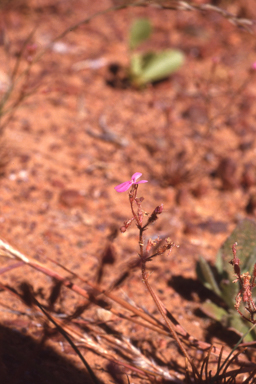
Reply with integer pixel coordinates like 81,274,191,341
0,2,251,132
196,219,256,341
1,178,256,382
128,18,184,87
114,174,256,382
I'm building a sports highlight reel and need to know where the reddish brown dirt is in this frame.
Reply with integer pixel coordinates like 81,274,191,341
1,1,256,383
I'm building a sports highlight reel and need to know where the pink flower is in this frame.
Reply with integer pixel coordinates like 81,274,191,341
114,172,148,192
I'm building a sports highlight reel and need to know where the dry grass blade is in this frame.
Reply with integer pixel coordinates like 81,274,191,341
1,237,256,382
151,0,254,32
217,346,224,380
2,0,253,134
33,298,101,384
0,238,249,361
204,345,213,382
0,273,180,382
0,238,215,357
0,28,37,133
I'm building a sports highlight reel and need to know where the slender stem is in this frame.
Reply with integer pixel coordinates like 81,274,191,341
210,323,256,383
141,256,198,375
129,186,140,227
33,297,100,384
130,187,199,377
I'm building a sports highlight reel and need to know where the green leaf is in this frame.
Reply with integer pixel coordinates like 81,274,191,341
129,18,152,50
200,303,256,341
213,219,256,309
132,49,184,86
197,220,256,337
196,256,222,297
225,310,256,341
200,300,227,322
219,276,238,308
215,249,224,275
216,219,256,281
130,53,143,78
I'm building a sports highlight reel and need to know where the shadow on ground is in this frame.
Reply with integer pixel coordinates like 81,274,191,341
168,274,221,303
0,324,100,384
168,275,240,346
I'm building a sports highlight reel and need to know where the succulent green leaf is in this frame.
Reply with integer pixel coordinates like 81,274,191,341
197,219,256,337
215,249,224,275
200,300,227,322
129,18,152,50
219,276,238,308
196,256,222,297
216,219,256,281
225,310,256,341
130,53,143,78
132,49,184,86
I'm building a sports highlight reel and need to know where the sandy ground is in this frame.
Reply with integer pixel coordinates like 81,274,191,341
0,1,256,383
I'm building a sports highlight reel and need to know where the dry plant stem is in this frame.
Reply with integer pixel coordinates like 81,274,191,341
34,301,100,384
0,245,168,331
0,28,36,132
0,239,250,365
0,281,174,382
47,258,173,336
0,280,99,384
6,0,254,107
142,271,198,374
129,186,199,376
21,290,100,384
1,1,253,133
141,249,199,373
230,243,256,324
51,0,254,45
44,315,178,382
0,241,181,334
44,259,227,357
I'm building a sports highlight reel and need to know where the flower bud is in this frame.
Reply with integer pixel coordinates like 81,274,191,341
155,204,163,214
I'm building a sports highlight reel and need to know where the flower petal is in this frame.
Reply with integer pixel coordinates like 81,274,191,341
131,172,142,182
135,180,148,184
114,181,132,192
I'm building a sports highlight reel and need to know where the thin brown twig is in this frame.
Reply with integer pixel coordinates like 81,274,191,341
0,278,180,382
127,185,200,377
0,0,254,136
0,237,252,367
